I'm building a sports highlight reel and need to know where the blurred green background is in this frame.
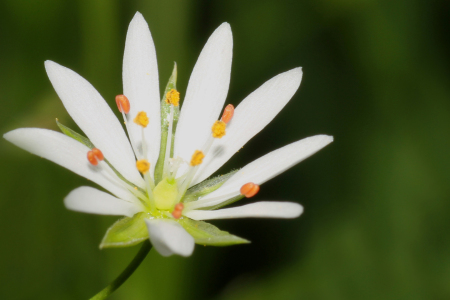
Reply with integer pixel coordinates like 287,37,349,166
1,0,450,299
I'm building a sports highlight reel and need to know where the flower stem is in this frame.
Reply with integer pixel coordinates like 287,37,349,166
89,241,152,300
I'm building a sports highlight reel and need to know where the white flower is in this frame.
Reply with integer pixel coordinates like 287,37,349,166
3,12,333,257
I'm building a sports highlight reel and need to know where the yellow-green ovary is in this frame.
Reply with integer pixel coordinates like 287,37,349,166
153,178,179,210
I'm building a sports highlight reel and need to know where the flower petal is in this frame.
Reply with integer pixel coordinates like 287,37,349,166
45,60,145,188
174,23,233,175
145,219,194,257
184,201,303,220
4,128,136,202
123,12,161,172
64,186,142,217
187,135,333,209
192,68,303,185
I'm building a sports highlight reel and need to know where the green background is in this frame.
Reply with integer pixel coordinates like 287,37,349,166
1,0,449,299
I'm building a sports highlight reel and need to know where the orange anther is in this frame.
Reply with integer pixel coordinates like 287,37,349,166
240,182,260,198
91,148,104,161
87,151,98,166
221,104,234,124
172,210,182,219
172,203,184,219
174,203,184,211
116,95,130,114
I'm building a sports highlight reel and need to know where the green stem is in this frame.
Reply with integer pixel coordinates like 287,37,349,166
89,241,152,300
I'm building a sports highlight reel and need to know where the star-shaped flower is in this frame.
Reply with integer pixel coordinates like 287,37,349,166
4,12,333,257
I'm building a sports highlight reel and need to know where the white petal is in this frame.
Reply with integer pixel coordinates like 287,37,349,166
184,201,303,220
174,23,233,175
145,219,194,257
45,61,145,188
4,128,137,202
123,12,160,172
64,186,141,217
190,135,333,209
192,68,303,185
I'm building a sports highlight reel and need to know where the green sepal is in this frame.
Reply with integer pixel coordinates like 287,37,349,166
56,119,94,149
100,212,149,249
155,63,180,184
178,218,249,246
56,120,146,194
183,170,238,203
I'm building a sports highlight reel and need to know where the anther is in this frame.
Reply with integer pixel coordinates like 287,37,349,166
212,120,226,138
172,203,184,219
92,148,104,161
87,151,98,166
165,89,180,106
190,150,205,166
240,182,260,198
136,159,150,174
221,104,234,124
115,95,130,114
134,111,149,128
87,148,104,166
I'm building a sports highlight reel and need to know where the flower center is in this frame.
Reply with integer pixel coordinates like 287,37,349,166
106,92,238,218
153,178,179,210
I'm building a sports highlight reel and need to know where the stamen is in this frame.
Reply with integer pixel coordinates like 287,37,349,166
190,150,205,166
175,150,204,203
134,111,149,128
171,203,184,219
221,104,234,124
240,182,260,198
136,159,150,174
162,106,175,178
212,120,226,138
165,89,180,106
87,148,104,166
136,158,156,208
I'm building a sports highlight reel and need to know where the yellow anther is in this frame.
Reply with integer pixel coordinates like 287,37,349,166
212,120,226,138
190,150,205,166
134,111,149,128
136,159,150,174
165,89,180,106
